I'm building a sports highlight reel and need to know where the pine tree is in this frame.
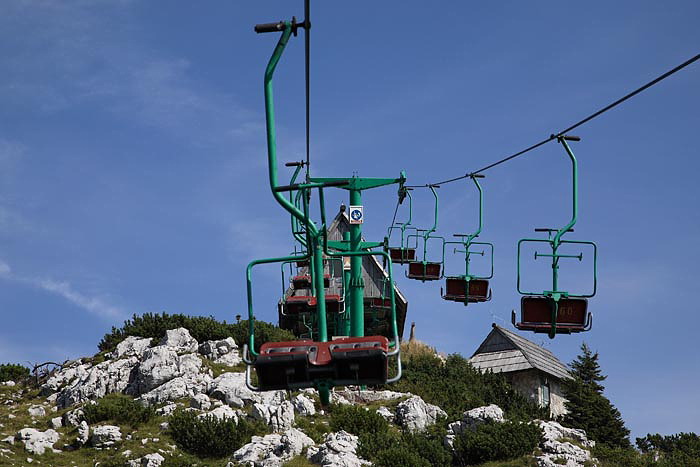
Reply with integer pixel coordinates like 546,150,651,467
562,343,630,449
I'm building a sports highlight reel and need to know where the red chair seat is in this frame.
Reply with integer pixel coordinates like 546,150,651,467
515,296,589,334
254,336,389,390
407,262,441,281
389,248,416,264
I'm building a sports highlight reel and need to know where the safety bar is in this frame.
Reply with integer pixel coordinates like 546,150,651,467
274,180,349,193
517,238,597,297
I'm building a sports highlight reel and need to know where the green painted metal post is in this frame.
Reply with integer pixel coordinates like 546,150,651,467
312,238,328,342
342,231,352,336
349,187,365,337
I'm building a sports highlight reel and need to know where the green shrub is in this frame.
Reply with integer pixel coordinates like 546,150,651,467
82,393,155,427
373,447,432,467
98,312,294,353
452,421,543,466
591,444,644,467
169,409,264,458
387,352,547,421
294,415,331,443
635,432,700,467
329,403,389,436
0,363,30,382
357,424,451,467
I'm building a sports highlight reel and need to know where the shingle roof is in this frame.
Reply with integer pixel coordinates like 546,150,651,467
469,324,571,380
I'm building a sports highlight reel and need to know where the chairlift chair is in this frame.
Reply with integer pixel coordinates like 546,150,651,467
512,136,597,338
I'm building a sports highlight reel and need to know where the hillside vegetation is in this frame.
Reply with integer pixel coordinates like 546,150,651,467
0,313,696,466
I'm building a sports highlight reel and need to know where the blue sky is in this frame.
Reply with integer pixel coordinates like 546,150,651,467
1,1,698,440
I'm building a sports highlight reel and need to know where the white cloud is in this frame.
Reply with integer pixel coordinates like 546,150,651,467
0,259,10,276
38,279,124,319
0,258,125,319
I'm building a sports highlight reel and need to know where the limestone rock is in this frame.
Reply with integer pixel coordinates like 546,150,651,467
306,431,371,467
128,453,165,467
49,417,63,430
15,428,60,455
251,401,295,432
334,387,407,404
160,328,198,354
445,404,505,449
209,372,285,408
376,406,394,422
77,421,89,446
538,420,594,448
57,357,138,408
199,337,241,366
291,394,316,417
156,403,178,416
41,362,92,396
199,405,240,422
536,420,596,467
62,408,85,427
91,425,122,448
28,406,45,417
190,393,212,410
232,428,313,467
395,395,446,432
138,373,211,406
115,336,153,359
132,345,180,394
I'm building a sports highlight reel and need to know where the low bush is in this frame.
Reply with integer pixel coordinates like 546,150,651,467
387,352,547,421
169,409,264,458
329,403,388,436
358,424,451,467
82,393,155,427
452,421,543,466
98,312,294,353
0,363,30,382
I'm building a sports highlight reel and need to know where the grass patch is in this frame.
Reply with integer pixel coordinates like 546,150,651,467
200,358,246,378
283,455,316,467
294,415,330,443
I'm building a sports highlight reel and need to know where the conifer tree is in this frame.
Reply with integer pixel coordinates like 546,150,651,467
562,343,630,448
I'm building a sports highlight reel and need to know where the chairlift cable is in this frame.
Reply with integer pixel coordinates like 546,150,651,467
304,0,311,182
405,52,700,188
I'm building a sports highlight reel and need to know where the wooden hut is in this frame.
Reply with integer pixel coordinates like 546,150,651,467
469,324,571,417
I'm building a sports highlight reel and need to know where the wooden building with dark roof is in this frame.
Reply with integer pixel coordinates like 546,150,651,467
470,324,571,417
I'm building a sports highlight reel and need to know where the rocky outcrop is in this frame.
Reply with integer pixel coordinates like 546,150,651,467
251,401,295,432
190,393,212,410
199,405,240,422
199,337,241,366
114,336,152,359
160,328,198,354
445,404,505,449
57,357,139,408
395,395,447,432
137,373,211,406
291,394,316,417
130,347,202,394
15,428,60,455
77,421,89,446
91,425,122,448
128,453,165,467
232,428,314,467
376,406,394,422
306,431,371,467
535,420,596,467
333,388,408,404
208,372,286,408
